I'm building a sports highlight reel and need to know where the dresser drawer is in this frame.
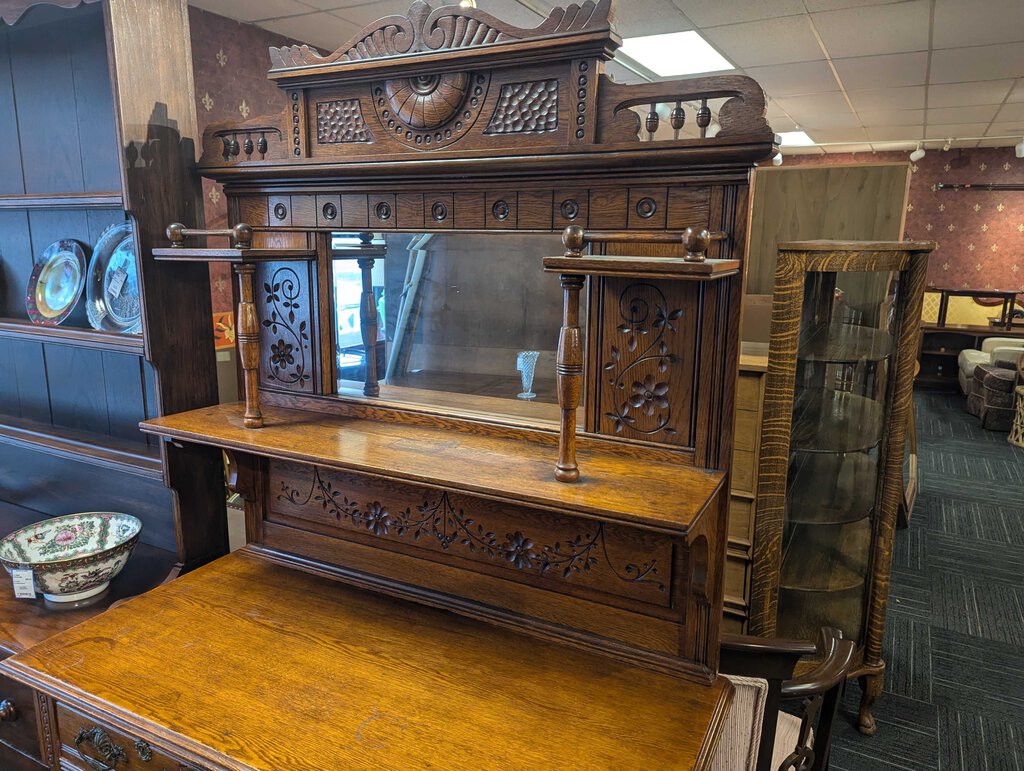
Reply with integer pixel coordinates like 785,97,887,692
0,670,42,762
56,703,194,771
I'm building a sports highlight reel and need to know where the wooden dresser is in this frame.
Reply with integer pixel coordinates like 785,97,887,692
0,2,777,767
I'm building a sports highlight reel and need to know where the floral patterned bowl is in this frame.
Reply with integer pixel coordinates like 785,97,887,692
0,513,141,602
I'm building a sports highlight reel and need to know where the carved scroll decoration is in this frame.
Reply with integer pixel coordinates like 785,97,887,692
316,99,374,143
485,80,559,134
269,0,612,69
602,282,683,438
277,467,666,592
372,71,490,150
261,267,311,387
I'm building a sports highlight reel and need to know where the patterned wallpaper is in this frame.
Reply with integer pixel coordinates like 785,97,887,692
189,8,306,345
785,149,1024,294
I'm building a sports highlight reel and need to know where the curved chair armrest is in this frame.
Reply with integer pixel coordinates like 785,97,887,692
720,634,818,656
782,627,856,699
720,633,819,683
981,337,1024,354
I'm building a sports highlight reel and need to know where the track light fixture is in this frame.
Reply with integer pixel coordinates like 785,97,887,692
1016,138,1024,159
942,139,951,152
772,152,783,166
909,143,926,162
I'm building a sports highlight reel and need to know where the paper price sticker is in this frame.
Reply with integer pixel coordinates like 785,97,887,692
11,568,36,599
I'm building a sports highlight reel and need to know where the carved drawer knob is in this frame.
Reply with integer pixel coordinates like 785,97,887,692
0,699,15,721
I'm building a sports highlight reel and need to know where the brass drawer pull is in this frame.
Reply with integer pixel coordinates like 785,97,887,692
0,698,15,721
75,726,128,770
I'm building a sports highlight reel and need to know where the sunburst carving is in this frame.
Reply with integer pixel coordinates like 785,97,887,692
386,72,469,129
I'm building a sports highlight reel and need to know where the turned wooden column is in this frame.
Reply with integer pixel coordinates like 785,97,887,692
234,263,263,428
358,256,380,397
555,225,586,483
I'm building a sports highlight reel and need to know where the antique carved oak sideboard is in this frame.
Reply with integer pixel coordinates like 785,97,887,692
0,2,778,767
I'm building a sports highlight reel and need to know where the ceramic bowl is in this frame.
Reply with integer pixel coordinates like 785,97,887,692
0,513,142,602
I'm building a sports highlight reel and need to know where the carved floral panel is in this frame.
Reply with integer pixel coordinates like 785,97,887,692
596,278,698,446
255,261,316,392
268,460,674,608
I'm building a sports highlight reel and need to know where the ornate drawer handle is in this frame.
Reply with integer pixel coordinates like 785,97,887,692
75,726,128,770
0,698,15,721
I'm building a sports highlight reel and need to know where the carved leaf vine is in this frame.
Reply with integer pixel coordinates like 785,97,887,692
261,267,311,386
277,468,665,591
603,283,682,437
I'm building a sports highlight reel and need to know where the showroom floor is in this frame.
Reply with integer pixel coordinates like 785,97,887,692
830,391,1024,770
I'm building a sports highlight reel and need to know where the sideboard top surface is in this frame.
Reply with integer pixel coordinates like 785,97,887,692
141,403,726,533
2,550,734,770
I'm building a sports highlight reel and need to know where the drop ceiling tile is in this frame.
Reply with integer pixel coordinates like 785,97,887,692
784,146,826,155
933,0,1024,49
866,125,924,141
807,127,870,143
858,108,924,127
930,43,1024,84
772,91,851,116
258,12,355,50
745,61,839,97
768,116,800,133
975,138,1018,148
672,0,805,27
927,80,1016,109
190,0,316,22
822,142,876,153
995,103,1024,122
926,123,993,139
811,0,929,58
803,0,906,10
986,121,1024,136
1009,81,1024,103
833,52,929,90
701,16,823,67
612,0,693,37
927,105,1000,125
848,86,926,112
797,111,863,130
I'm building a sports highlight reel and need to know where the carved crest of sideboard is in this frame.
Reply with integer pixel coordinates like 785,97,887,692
0,2,779,767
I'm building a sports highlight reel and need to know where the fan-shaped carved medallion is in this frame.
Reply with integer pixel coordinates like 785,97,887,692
373,71,490,150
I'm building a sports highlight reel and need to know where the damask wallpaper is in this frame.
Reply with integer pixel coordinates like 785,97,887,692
786,149,1024,294
189,7,306,346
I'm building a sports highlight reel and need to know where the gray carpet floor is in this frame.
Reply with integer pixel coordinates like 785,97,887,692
829,391,1024,770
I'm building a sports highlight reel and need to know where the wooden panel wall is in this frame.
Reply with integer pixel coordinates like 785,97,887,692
745,164,910,295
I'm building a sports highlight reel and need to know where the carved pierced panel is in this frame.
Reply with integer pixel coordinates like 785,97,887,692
316,99,374,143
268,461,673,608
255,261,317,393
595,278,698,446
371,71,491,150
484,80,559,134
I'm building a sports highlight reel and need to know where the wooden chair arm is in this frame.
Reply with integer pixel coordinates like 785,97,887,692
720,633,818,656
782,628,856,699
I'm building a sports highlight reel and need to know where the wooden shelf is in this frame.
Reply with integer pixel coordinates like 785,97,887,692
778,518,871,593
0,417,162,480
791,389,884,454
0,500,176,655
798,324,892,364
543,254,740,280
140,403,726,535
0,318,144,354
787,452,877,525
0,192,123,210
919,348,958,357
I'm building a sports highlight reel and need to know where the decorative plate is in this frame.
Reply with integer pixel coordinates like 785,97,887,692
25,239,87,326
0,512,142,603
86,222,142,334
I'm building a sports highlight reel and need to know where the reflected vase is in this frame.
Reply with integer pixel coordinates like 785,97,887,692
516,350,540,400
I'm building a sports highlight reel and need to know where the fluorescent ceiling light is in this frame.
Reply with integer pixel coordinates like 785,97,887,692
777,131,815,147
619,31,733,77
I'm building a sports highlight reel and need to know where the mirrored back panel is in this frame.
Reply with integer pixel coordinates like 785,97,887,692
332,232,578,425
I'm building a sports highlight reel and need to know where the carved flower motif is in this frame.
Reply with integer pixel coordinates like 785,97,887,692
630,375,669,417
270,339,295,367
363,502,390,536
502,531,535,570
653,305,683,333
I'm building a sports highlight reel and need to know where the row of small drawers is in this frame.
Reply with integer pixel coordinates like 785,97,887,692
237,185,712,232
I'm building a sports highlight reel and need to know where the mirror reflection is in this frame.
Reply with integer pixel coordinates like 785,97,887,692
332,232,580,423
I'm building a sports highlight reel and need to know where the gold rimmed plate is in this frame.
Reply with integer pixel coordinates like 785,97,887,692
26,239,87,326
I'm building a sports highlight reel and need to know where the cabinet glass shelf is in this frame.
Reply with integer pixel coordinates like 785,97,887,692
786,452,877,525
797,323,893,364
790,389,885,454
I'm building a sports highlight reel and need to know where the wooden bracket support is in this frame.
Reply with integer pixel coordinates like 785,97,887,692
234,263,263,428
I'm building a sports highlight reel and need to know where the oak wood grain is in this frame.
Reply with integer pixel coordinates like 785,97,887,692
2,551,733,771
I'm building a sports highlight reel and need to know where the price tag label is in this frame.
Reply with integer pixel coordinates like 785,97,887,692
11,568,36,599
107,264,129,299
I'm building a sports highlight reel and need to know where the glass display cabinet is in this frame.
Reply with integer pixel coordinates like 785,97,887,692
749,240,934,735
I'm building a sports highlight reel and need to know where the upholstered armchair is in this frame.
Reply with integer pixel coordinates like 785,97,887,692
712,628,856,771
957,337,1024,394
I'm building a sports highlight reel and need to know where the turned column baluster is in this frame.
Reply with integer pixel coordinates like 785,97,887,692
358,256,380,397
555,225,586,483
235,263,263,428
